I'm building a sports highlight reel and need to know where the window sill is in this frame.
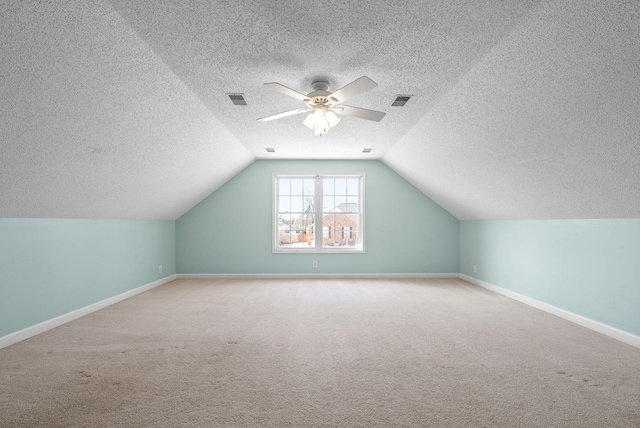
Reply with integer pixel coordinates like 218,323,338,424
273,247,365,254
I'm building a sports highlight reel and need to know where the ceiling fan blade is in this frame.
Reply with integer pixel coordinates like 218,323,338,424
337,105,386,122
264,82,310,102
257,108,311,122
328,76,378,103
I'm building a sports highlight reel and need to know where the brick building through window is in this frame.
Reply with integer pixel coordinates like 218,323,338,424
322,203,358,247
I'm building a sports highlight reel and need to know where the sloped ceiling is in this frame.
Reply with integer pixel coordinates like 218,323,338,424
0,0,254,220
1,0,639,220
384,0,640,219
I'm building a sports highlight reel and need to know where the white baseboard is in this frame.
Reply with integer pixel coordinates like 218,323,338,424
7,273,635,351
0,274,177,350
460,274,640,350
176,273,459,280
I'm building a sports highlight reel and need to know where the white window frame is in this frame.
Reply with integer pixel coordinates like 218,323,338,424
273,173,365,253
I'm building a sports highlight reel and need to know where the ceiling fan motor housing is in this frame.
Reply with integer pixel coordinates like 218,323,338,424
308,80,331,99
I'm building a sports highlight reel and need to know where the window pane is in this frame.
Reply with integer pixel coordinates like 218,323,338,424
335,178,347,195
278,213,291,228
347,227,358,246
294,211,315,247
323,196,334,212
323,178,334,195
347,178,358,195
302,233,314,246
279,196,290,212
279,232,291,246
299,213,314,230
291,196,303,213
278,213,291,248
346,196,358,210
279,178,290,196
335,214,347,236
304,195,315,213
291,179,303,195
334,195,347,209
303,178,315,195
322,213,335,247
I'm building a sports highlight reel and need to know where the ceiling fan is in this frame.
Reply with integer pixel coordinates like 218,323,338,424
258,76,386,136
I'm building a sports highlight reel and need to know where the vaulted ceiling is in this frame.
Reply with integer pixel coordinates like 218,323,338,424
2,0,639,220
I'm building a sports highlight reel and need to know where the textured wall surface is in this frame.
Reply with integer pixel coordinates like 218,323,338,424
460,219,640,336
384,0,640,219
1,0,253,219
4,1,639,220
0,219,176,337
177,160,459,275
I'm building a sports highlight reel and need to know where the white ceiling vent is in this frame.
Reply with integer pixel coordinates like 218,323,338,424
265,147,275,152
228,94,247,105
362,148,372,153
391,96,411,107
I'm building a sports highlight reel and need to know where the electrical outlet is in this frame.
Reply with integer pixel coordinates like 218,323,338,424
312,261,318,268
159,265,163,273
473,265,477,273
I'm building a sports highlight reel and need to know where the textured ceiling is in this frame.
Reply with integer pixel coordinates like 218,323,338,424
0,0,253,220
384,0,640,219
1,0,639,220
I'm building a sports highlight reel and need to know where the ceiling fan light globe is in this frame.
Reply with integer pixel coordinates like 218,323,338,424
326,111,341,127
318,118,329,132
302,114,315,129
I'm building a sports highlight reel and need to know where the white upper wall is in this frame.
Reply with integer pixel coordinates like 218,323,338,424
1,0,639,220
384,0,640,219
0,1,253,220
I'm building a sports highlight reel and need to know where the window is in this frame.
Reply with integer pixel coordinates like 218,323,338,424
273,174,364,252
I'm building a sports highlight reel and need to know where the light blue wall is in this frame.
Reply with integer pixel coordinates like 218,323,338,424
460,220,640,336
0,218,175,337
177,160,459,274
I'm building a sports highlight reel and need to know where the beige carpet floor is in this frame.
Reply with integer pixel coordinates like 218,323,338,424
1,278,639,427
